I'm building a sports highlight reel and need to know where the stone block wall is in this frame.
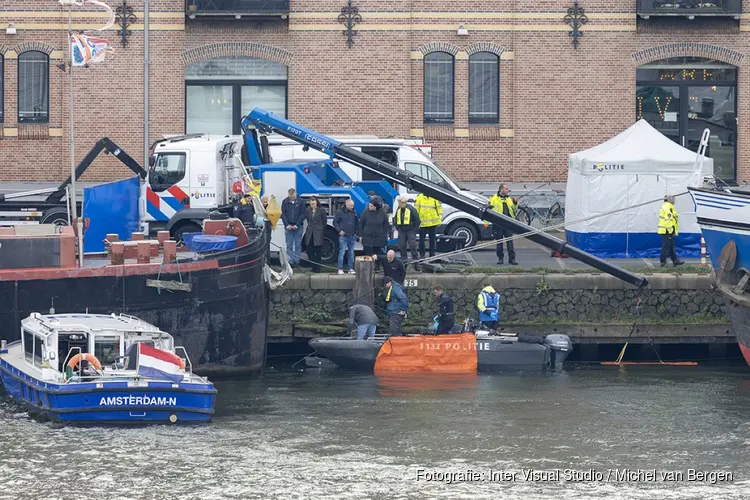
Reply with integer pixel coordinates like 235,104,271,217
269,273,728,331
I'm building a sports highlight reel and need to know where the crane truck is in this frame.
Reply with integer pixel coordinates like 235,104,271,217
240,108,649,289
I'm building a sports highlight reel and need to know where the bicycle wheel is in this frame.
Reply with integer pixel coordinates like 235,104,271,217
548,202,563,220
516,207,533,226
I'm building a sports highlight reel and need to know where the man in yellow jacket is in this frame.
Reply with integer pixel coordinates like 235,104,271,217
488,184,519,265
415,192,443,259
658,195,685,268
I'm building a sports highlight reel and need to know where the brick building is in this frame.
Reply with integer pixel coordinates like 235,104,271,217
0,1,747,184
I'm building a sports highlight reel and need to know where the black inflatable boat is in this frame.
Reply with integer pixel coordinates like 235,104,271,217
308,332,572,372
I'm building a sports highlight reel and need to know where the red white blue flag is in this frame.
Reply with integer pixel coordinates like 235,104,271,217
136,343,185,383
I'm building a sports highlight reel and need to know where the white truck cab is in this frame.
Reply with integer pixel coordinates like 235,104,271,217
266,135,491,247
146,135,249,239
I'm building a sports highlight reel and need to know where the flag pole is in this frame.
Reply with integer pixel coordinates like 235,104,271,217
67,5,83,267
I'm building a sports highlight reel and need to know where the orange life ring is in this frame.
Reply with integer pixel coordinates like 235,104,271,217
165,351,186,370
67,353,103,371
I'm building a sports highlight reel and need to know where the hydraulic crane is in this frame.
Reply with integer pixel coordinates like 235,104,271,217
240,108,648,288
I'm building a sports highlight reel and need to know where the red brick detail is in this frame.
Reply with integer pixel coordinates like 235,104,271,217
631,43,744,67
465,42,506,57
12,41,55,55
181,42,293,66
18,125,50,140
417,42,460,56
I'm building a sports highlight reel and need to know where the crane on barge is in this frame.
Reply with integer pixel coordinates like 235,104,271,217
241,108,648,289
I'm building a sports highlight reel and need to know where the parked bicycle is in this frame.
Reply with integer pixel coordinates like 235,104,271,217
513,182,565,228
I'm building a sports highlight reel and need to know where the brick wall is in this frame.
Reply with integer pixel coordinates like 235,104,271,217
0,1,749,184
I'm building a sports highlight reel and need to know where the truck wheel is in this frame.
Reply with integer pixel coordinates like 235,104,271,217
40,209,70,226
320,227,340,267
172,223,202,248
448,221,478,248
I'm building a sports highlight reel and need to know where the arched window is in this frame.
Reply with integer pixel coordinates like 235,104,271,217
185,56,287,135
18,51,49,123
424,52,454,123
469,52,499,124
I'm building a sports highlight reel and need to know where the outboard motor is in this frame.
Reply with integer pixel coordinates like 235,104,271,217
544,334,573,369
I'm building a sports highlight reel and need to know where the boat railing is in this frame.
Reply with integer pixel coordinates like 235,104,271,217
174,346,193,376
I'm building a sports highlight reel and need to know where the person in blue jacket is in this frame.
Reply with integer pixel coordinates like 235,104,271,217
384,275,408,337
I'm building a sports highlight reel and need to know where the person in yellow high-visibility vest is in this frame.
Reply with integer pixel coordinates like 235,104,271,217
488,184,519,265
658,195,685,268
415,193,443,259
393,195,420,264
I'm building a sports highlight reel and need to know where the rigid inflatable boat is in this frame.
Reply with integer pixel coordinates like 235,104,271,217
308,332,572,373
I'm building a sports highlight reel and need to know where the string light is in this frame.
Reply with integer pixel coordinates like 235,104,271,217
703,69,713,80
637,96,644,120
654,96,672,121
682,69,696,80
660,72,675,80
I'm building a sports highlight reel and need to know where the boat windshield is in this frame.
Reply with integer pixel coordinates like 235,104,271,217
94,334,121,366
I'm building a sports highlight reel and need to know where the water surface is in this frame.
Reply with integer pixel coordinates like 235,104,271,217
1,365,749,499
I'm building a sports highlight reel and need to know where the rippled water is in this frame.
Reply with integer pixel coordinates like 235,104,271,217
1,365,750,499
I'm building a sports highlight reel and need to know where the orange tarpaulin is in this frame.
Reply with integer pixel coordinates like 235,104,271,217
374,333,478,374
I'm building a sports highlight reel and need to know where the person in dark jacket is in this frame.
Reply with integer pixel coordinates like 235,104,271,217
333,199,359,274
281,188,307,266
393,195,420,264
432,284,455,334
373,249,406,285
348,304,379,340
384,276,408,337
304,196,327,273
359,197,389,257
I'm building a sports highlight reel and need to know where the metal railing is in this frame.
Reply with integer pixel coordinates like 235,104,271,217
637,0,742,16
185,0,290,17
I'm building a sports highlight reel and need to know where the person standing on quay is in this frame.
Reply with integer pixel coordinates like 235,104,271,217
334,199,359,274
488,184,519,265
393,195,420,265
304,196,327,273
281,188,306,267
658,194,685,268
416,192,442,259
360,197,389,257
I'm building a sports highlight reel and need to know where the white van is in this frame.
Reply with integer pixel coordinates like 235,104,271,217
265,135,492,247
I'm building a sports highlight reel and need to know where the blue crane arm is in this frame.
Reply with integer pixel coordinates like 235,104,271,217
241,108,648,288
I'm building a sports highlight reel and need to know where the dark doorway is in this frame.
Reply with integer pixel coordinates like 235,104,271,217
636,57,737,183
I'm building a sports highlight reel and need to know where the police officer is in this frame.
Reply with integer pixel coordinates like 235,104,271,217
477,283,500,330
416,192,442,259
488,184,519,265
658,195,685,268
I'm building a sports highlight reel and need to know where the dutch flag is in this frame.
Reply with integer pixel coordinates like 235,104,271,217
136,343,185,383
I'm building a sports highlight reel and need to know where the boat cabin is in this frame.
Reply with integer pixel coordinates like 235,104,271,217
20,313,180,382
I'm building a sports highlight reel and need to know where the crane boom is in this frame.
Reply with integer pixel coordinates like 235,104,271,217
241,108,648,288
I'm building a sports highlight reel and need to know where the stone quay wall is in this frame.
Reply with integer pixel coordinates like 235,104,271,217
270,273,728,333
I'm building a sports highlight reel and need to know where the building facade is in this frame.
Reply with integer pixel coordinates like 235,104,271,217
0,1,747,184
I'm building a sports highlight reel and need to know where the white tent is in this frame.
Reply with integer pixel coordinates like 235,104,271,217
565,119,714,258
